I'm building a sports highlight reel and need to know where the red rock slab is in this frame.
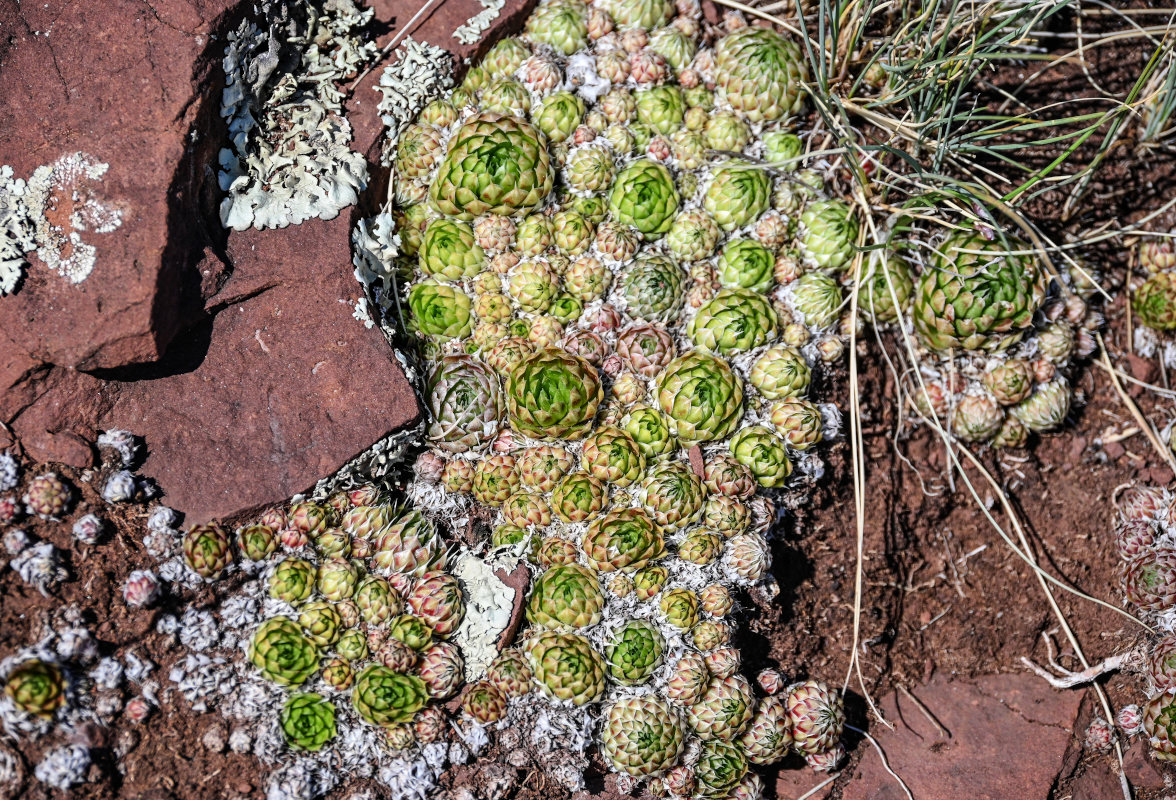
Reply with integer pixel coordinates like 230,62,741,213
0,0,234,371
100,214,420,524
841,674,1083,800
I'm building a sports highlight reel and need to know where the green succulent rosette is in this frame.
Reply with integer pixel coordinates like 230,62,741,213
912,230,1046,352
525,0,589,55
639,461,706,532
604,620,665,685
583,507,665,572
484,37,531,78
718,238,775,293
704,113,751,152
183,523,232,579
602,697,686,777
689,289,779,355
237,524,277,562
861,253,915,324
799,199,859,271
694,739,750,796
536,91,587,143
269,558,316,605
1011,379,1071,433
420,218,485,281
566,147,616,194
666,210,721,262
622,254,687,323
749,345,810,400
336,629,369,662
298,601,343,648
636,86,685,135
394,124,443,179
317,558,359,602
624,405,677,458
408,280,473,340
352,665,429,727
388,614,434,651
4,659,65,719
714,26,807,122
249,618,319,686
280,693,337,751
551,471,607,523
527,631,607,705
609,160,680,238
607,0,673,30
729,425,793,487
1135,272,1176,330
703,165,772,232
527,563,606,629
581,426,647,487
763,131,804,164
649,25,697,70
426,354,504,454
553,210,593,255
790,272,843,329
431,112,554,219
482,78,532,116
658,587,700,630
506,349,603,440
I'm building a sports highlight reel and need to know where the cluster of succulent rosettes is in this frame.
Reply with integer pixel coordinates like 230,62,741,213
859,221,1102,448
1106,485,1176,761
1134,233,1176,332
186,488,482,754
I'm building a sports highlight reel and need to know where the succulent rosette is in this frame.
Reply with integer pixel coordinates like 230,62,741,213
604,620,666,685
426,355,504,454
913,230,1046,352
527,631,607,705
1136,272,1176,330
431,113,554,218
408,280,473,340
617,323,677,378
551,472,608,523
704,165,772,232
622,254,687,323
688,675,755,740
506,349,603,440
183,523,232,579
418,642,466,699
581,426,647,487
729,426,792,487
602,697,686,776
280,693,337,751
526,0,589,55
352,666,429,727
583,507,666,572
420,218,485,280
609,160,681,238
624,405,678,457
249,618,319,686
487,649,533,698
269,558,317,605
694,739,749,797
656,351,744,444
861,253,915,323
790,272,843,329
786,680,846,755
689,289,779,354
718,238,776,293
799,199,859,271
639,461,706,532
528,563,606,630
407,571,466,637
607,0,673,30
714,27,807,122
4,659,65,719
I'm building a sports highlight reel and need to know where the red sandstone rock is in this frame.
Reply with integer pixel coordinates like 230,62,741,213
841,675,1083,800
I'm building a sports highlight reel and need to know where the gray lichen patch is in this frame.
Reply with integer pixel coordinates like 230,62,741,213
218,0,378,231
0,154,123,293
451,554,515,682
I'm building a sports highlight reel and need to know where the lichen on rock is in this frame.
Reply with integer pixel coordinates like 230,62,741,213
218,0,378,231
